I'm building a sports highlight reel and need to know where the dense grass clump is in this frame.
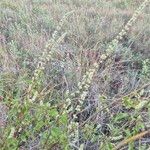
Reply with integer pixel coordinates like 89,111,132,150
0,0,150,149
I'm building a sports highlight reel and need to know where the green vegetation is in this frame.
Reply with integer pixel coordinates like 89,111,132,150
0,0,150,149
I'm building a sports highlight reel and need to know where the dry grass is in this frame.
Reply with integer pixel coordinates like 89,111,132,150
0,0,150,149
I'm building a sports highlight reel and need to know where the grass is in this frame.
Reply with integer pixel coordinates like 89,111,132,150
0,0,150,149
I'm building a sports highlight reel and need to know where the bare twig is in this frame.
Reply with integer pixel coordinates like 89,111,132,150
115,130,150,149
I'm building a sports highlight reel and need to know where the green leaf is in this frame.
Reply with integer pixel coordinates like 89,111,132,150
114,113,129,122
49,108,59,117
51,127,61,138
59,113,68,125
123,97,134,109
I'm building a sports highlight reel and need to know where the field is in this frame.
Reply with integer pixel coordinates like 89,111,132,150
0,0,150,149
